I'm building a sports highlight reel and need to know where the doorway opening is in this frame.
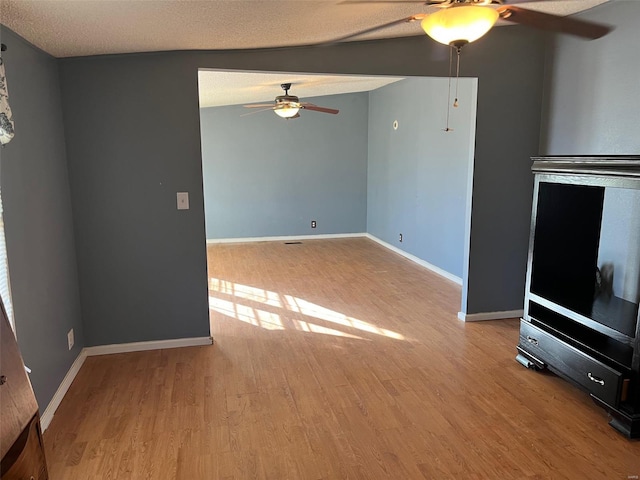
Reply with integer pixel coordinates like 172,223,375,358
196,69,478,337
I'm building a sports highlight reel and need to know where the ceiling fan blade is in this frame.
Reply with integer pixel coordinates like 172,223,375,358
324,14,426,44
498,5,613,39
302,104,340,115
240,107,274,117
243,103,275,108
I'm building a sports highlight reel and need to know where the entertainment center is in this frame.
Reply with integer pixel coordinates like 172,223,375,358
517,155,640,438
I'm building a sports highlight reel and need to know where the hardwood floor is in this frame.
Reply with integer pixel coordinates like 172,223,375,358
44,238,640,478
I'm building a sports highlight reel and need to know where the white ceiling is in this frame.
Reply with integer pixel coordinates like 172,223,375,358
0,0,611,110
198,71,405,108
0,0,611,59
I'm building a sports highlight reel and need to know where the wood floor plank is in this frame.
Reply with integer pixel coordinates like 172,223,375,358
44,238,640,478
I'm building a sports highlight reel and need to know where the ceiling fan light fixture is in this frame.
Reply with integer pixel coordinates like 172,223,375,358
274,104,301,118
420,5,499,47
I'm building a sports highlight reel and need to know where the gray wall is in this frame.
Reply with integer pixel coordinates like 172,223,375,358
200,92,368,239
59,53,210,346
367,77,477,280
0,27,84,409
58,28,546,331
541,1,640,155
460,37,545,315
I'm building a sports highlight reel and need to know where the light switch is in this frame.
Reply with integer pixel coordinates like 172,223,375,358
177,192,189,210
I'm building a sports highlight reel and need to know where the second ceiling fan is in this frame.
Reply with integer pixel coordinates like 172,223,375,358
243,83,340,119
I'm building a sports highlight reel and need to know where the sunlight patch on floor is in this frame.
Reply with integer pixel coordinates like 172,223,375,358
209,297,284,330
210,278,283,308
284,294,404,340
209,296,364,338
209,278,405,340
291,318,363,339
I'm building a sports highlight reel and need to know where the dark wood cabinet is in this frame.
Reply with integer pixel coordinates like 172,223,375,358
517,155,640,438
0,300,48,479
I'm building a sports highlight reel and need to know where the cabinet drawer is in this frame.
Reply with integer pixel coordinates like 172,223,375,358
1,416,48,480
519,320,624,407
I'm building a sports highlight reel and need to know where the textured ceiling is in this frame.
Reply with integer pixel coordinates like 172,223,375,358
1,0,610,107
0,0,611,59
198,71,405,108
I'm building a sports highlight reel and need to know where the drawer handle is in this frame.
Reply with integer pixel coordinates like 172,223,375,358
526,336,539,346
588,372,605,386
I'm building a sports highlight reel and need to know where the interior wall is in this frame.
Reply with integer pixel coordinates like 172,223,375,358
58,26,546,342
60,54,209,346
461,38,545,315
540,1,640,155
367,77,477,280
0,27,84,409
58,53,210,346
200,92,368,239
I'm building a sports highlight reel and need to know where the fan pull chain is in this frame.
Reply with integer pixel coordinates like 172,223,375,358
454,46,461,108
444,46,463,132
444,46,454,132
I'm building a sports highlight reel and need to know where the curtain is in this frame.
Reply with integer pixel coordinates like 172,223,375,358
0,55,14,145
0,52,14,329
0,192,13,330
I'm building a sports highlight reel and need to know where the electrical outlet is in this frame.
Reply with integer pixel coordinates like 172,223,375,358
67,328,74,350
311,220,317,228
399,233,403,243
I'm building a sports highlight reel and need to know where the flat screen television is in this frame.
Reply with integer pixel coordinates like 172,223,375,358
528,181,640,341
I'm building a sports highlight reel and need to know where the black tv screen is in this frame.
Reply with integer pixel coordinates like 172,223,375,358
530,182,640,337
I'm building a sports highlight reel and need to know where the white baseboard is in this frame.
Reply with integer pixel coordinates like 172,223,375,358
206,233,366,244
41,336,212,431
41,349,87,431
457,309,524,322
83,336,213,356
365,234,462,285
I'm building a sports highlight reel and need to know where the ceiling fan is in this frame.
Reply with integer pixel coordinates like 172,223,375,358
243,83,340,119
333,0,612,133
334,0,613,49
